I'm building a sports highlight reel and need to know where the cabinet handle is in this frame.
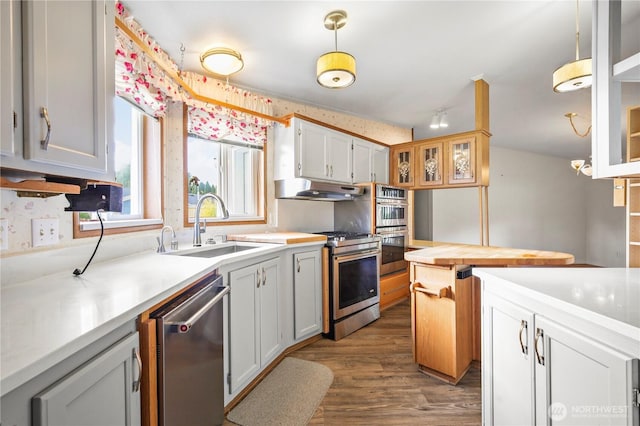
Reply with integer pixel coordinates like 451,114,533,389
132,347,142,392
409,281,449,298
330,165,333,177
262,267,266,286
297,258,301,273
256,268,261,288
518,320,528,355
325,164,329,176
40,107,51,150
373,172,376,182
534,328,545,366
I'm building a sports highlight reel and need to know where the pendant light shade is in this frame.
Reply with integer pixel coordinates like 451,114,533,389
200,47,244,76
317,51,356,88
317,10,356,89
553,0,592,92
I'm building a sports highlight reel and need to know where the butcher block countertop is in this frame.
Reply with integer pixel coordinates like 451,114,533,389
406,240,574,266
227,232,327,244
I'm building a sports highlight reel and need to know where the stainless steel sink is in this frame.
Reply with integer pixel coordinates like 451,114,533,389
167,243,262,258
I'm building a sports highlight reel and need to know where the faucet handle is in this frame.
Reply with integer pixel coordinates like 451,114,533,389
156,236,166,253
170,239,179,251
199,219,207,234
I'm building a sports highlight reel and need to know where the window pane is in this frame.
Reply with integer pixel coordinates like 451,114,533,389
187,136,262,222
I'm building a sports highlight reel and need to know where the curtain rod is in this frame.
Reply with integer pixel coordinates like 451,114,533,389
115,18,290,127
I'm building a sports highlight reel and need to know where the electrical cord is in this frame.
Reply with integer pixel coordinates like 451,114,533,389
73,210,104,276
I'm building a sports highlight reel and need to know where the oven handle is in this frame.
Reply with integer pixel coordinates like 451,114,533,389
333,249,380,262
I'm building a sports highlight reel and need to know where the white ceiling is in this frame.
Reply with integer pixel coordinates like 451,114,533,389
121,0,640,160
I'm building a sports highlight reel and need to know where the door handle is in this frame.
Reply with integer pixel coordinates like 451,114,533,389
40,107,51,150
132,347,142,392
297,258,301,273
534,328,544,365
518,320,528,355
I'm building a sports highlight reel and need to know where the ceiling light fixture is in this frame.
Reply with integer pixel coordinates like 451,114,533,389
200,47,244,76
553,0,592,92
564,112,592,137
317,10,356,89
430,109,449,129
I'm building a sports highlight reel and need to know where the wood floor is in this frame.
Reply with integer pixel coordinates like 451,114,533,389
279,300,481,425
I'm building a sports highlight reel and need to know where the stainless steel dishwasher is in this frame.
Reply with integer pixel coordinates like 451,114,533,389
151,272,229,426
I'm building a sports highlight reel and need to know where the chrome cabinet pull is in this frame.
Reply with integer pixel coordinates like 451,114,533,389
256,268,261,288
330,165,333,177
132,347,142,392
325,164,329,176
40,107,51,150
297,258,301,273
534,328,545,365
262,267,266,286
518,320,528,355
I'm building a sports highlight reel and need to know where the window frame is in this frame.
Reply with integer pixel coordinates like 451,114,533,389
73,109,164,238
182,107,267,228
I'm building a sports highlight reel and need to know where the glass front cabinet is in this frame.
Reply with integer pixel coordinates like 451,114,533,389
447,137,476,185
391,146,415,187
416,141,444,187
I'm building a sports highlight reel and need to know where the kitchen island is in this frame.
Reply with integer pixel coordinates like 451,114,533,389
404,241,574,384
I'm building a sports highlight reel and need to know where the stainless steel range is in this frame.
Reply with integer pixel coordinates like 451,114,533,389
316,231,381,340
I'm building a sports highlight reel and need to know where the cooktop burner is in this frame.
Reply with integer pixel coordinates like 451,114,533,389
314,231,379,247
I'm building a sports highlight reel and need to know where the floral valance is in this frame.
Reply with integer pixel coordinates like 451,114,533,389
114,1,273,144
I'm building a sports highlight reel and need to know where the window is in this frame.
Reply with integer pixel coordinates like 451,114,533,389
185,135,265,225
73,97,163,237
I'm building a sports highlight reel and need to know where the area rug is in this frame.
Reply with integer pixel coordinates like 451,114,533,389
227,357,333,426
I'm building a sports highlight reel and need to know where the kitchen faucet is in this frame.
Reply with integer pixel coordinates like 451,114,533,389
193,193,230,246
157,225,178,253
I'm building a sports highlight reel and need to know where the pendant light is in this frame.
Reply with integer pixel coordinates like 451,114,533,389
317,10,356,89
552,0,592,92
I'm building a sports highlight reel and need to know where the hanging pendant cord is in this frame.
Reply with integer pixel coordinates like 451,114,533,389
334,23,338,51
574,0,581,61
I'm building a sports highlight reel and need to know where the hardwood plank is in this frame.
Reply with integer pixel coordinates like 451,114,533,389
223,300,481,425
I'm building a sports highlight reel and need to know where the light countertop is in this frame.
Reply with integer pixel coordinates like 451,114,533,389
406,240,574,266
474,268,640,340
0,239,324,396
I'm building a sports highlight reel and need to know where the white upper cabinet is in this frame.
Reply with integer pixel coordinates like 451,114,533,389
372,144,389,184
5,0,115,181
0,0,22,159
592,0,640,178
274,117,389,185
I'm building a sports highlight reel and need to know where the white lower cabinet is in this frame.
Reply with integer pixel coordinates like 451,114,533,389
228,257,281,394
32,332,141,426
483,291,639,426
293,249,322,341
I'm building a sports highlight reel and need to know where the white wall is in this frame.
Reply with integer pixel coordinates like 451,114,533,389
431,146,626,266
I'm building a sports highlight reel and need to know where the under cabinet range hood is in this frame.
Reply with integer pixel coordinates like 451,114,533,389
275,179,364,201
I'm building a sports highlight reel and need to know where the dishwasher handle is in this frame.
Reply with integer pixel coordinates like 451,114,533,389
168,285,229,333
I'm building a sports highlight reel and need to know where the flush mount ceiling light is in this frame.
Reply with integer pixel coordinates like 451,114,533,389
200,47,244,76
553,0,592,92
316,10,356,89
430,109,449,129
570,158,593,176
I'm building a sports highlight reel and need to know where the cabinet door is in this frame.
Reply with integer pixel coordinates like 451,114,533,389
229,264,260,393
259,257,281,365
447,137,476,185
326,131,353,183
391,146,414,187
0,0,21,159
416,141,444,187
293,250,322,340
534,316,639,426
22,0,114,179
32,332,141,426
352,139,373,183
483,293,535,426
297,120,328,180
372,145,389,184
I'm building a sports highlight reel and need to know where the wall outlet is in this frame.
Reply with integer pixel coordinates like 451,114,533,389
31,218,59,247
0,219,8,250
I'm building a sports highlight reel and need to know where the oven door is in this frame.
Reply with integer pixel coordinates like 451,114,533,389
332,248,381,320
377,227,408,276
376,202,408,228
